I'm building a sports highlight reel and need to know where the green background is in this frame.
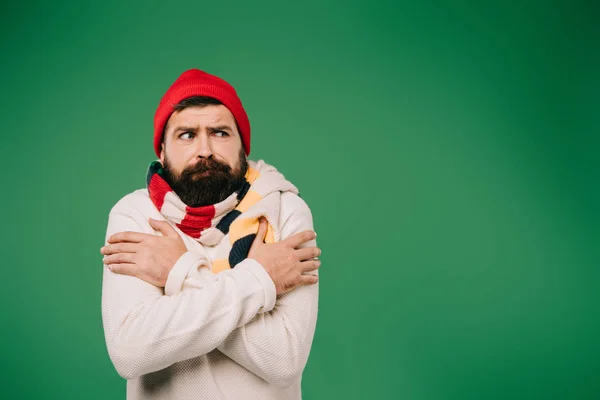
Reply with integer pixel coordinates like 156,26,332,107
1,0,598,398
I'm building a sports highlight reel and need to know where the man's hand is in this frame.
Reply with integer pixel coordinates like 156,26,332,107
100,218,188,287
248,217,321,295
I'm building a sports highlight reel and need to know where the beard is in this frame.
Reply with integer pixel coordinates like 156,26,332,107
161,149,248,207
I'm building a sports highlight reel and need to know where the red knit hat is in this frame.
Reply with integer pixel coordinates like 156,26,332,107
153,69,251,158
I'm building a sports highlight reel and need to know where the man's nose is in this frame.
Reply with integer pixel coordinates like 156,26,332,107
195,133,213,159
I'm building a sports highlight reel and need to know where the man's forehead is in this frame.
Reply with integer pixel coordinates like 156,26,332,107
167,106,236,130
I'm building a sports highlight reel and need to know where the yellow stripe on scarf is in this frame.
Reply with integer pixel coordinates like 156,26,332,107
244,165,260,184
230,216,275,244
236,190,262,213
210,217,275,274
211,259,231,274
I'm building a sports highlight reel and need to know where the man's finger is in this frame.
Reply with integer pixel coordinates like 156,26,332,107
300,260,321,273
297,274,319,285
103,252,136,265
106,263,137,277
107,231,147,243
101,242,139,255
284,230,317,249
149,218,179,239
295,246,321,261
253,217,268,245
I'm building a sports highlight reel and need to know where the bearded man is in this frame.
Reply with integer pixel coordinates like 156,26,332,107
99,69,320,400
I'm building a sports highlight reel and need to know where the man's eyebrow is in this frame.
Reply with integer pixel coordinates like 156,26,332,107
171,126,198,133
207,124,234,132
171,125,234,133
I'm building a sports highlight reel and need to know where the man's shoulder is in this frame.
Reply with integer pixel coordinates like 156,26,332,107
280,191,311,215
279,191,313,228
109,188,154,216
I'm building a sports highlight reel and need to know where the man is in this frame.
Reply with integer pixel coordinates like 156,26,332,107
100,69,320,399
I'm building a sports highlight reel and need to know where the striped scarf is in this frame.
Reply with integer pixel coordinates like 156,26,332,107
146,159,299,273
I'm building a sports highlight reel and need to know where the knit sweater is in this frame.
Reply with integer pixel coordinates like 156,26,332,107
101,185,319,400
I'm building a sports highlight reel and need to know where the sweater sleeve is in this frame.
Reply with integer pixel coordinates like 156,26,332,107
216,202,320,389
100,201,275,380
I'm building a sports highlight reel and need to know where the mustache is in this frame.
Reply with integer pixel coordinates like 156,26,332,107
186,158,231,175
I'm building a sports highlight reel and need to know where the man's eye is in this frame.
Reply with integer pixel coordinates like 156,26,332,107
180,132,194,139
214,131,229,137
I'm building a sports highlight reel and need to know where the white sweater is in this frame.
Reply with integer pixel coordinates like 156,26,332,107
101,187,319,400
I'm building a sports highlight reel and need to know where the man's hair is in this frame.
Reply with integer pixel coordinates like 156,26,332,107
161,96,241,144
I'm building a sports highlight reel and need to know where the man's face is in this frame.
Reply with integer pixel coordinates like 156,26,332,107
159,104,248,207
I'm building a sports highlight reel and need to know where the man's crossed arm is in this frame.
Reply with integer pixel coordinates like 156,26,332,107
100,197,320,387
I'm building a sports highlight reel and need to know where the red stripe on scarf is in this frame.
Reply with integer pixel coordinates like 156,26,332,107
148,174,170,210
178,205,216,238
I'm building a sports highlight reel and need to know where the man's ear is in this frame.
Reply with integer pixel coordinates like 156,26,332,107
159,142,165,164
